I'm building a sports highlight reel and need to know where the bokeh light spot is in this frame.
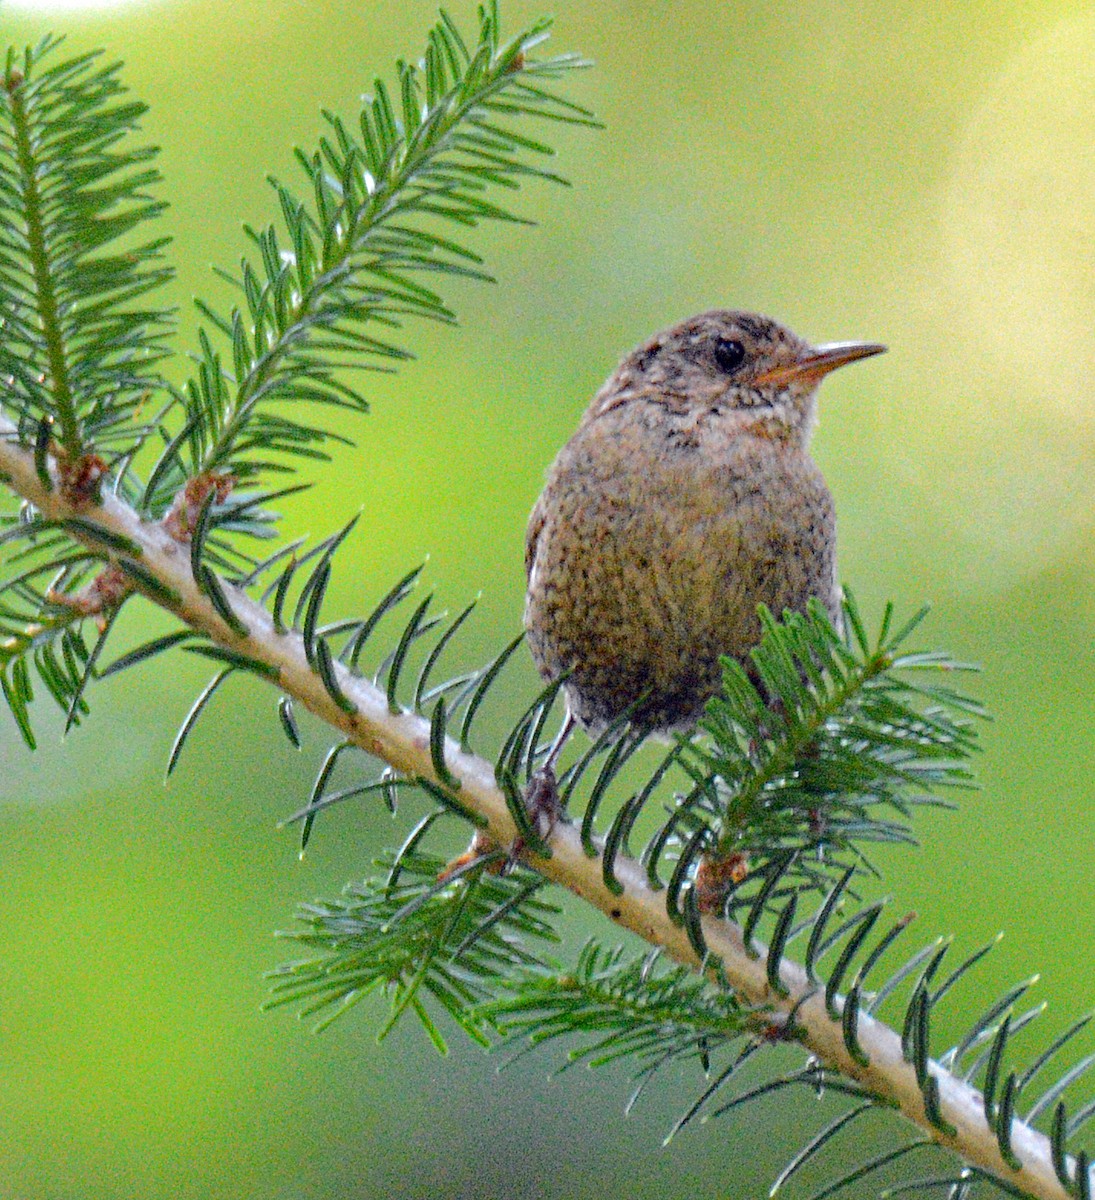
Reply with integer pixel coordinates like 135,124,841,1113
894,14,1095,593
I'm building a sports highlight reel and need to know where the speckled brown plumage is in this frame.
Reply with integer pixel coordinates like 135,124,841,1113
524,310,884,735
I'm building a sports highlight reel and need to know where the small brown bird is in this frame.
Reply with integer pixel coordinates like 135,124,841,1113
524,310,885,741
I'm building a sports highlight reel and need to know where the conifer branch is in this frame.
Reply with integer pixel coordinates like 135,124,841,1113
0,40,173,480
174,1,595,492
0,414,1079,1200
0,12,1088,1200
5,69,79,460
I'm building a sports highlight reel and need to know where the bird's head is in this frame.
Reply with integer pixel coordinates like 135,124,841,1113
593,310,885,444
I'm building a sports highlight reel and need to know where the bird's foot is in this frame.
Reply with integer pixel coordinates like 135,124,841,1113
438,767,563,882
512,764,563,858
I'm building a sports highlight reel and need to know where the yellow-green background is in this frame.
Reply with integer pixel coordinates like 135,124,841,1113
1,1,1092,1197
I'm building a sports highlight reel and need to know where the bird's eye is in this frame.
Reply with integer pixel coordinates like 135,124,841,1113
713,337,746,373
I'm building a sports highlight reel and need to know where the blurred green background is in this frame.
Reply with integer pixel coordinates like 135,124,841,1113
1,1,1092,1197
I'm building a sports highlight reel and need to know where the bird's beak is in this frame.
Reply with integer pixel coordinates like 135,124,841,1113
753,341,886,387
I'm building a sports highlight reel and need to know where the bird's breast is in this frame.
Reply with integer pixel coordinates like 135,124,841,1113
524,412,838,732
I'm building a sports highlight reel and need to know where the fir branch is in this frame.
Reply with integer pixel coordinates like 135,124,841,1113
0,12,1089,1200
0,414,1087,1200
659,597,983,919
267,849,559,1047
710,599,977,846
177,4,595,489
486,942,757,1071
0,5,594,743
0,38,174,469
0,507,107,741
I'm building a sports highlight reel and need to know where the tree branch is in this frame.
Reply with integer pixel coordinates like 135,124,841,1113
5,76,80,461
0,412,1076,1200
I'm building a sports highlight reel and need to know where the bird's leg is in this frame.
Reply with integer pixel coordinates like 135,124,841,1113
519,709,576,847
438,710,576,882
543,708,577,775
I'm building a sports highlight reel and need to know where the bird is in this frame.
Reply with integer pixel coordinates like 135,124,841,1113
524,309,885,750
441,310,884,876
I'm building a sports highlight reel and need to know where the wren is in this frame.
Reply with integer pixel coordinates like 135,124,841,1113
524,310,885,738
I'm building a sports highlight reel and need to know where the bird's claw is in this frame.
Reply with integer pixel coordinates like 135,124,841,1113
522,764,563,843
438,765,563,881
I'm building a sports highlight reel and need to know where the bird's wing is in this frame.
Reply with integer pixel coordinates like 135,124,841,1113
524,493,547,580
